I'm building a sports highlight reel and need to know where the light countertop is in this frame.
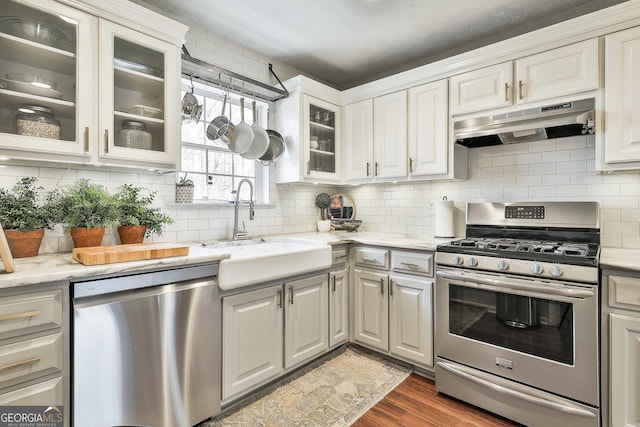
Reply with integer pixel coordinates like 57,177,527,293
0,232,457,290
600,247,640,272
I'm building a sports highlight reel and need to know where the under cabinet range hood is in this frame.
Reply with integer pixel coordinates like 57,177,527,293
454,98,595,147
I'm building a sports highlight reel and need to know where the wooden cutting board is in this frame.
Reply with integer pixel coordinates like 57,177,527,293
72,243,189,266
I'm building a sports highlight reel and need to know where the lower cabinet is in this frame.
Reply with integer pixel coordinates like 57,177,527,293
329,268,349,347
352,246,434,370
222,273,330,402
610,313,640,427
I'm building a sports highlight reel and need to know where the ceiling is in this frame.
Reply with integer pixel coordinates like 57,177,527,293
139,0,627,90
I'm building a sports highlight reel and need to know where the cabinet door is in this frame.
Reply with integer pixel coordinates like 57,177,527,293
389,275,433,368
604,27,640,165
408,80,448,176
303,95,341,182
449,62,512,115
329,269,349,347
610,313,640,427
98,19,180,169
353,268,388,352
516,38,598,104
343,99,374,181
373,91,408,179
284,274,329,369
0,0,95,162
222,284,283,400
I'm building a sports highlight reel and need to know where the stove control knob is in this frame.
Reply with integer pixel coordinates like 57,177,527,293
550,265,563,277
452,256,464,266
497,260,509,271
530,263,544,275
467,257,479,267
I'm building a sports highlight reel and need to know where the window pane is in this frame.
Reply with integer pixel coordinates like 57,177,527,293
207,175,233,201
208,151,233,175
182,146,207,172
235,156,256,177
206,98,224,122
182,120,205,144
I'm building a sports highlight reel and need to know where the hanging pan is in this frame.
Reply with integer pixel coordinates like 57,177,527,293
241,100,269,159
181,75,202,123
206,93,235,143
259,129,285,165
227,97,254,154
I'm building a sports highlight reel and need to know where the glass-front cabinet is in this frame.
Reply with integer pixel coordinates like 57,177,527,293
305,96,338,179
0,0,94,161
0,0,184,170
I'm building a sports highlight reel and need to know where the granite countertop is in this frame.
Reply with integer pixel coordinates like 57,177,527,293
599,247,640,272
0,232,457,291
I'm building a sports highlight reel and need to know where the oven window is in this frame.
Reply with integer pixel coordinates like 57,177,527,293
449,285,573,365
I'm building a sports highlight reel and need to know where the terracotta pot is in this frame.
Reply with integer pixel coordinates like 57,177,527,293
118,225,147,244
70,227,105,248
4,229,44,258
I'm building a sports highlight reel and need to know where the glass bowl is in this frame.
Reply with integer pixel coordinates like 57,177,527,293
0,17,69,49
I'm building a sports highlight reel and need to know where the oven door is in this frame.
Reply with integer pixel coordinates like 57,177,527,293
435,266,599,407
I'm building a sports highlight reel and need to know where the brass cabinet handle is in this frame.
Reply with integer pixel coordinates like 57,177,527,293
366,162,370,177
409,157,414,173
0,310,40,322
505,83,509,102
380,278,384,295
277,290,282,308
103,129,109,154
401,262,419,269
375,162,379,176
289,286,294,305
84,127,89,152
0,357,40,372
389,279,394,297
518,80,524,100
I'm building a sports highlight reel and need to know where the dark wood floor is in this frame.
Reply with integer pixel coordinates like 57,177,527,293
353,374,520,427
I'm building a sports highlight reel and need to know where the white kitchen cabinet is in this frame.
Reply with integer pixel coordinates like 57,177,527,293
0,0,185,171
389,274,433,368
329,268,349,347
408,80,449,176
222,284,283,401
610,313,640,427
353,268,389,352
602,26,640,170
450,39,598,115
284,274,328,369
276,76,342,183
343,99,373,181
373,90,408,179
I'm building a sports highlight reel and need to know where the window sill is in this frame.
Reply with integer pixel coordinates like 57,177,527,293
167,202,275,208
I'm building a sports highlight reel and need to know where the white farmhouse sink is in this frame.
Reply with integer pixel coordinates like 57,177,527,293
204,240,332,290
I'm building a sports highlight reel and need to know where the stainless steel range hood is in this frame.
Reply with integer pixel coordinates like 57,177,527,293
454,98,595,147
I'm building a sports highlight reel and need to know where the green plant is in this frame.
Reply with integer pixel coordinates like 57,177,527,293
114,184,173,237
0,177,56,231
315,192,331,220
48,179,118,228
177,173,194,186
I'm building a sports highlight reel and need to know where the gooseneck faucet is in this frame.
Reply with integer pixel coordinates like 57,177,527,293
232,178,254,240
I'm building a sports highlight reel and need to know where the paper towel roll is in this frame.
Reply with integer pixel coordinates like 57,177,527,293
435,199,455,237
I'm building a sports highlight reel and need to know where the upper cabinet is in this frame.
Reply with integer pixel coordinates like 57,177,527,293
0,0,186,171
373,90,408,179
450,39,599,116
276,76,342,184
600,26,640,171
343,99,373,181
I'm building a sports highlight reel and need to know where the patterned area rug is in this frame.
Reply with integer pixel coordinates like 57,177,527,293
205,346,412,426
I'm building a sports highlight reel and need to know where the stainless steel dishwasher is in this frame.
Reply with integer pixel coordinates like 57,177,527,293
72,264,220,427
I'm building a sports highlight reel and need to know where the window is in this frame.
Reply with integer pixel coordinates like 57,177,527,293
180,79,269,203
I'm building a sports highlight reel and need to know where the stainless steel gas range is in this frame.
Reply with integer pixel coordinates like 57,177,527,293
435,201,600,427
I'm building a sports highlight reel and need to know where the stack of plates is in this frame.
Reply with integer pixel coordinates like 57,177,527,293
0,73,63,98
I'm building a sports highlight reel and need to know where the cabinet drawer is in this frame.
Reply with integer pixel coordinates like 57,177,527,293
609,275,640,311
353,247,389,270
0,376,63,406
0,290,62,340
391,251,433,276
0,333,63,388
332,247,348,266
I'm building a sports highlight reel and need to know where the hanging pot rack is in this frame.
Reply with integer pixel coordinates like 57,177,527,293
181,46,289,103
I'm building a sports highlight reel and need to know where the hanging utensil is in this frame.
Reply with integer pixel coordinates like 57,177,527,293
181,74,202,122
206,92,235,143
242,100,269,159
259,129,285,165
227,96,254,154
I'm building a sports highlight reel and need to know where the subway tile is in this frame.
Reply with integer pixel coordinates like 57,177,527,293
516,152,542,165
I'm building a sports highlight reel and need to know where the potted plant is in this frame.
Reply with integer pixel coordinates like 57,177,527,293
114,184,173,244
48,179,118,248
315,192,332,232
0,177,56,258
175,173,194,203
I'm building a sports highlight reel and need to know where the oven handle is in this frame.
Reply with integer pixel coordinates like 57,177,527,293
436,270,595,299
436,361,597,418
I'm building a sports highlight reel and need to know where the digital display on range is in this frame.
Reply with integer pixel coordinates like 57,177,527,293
505,205,545,219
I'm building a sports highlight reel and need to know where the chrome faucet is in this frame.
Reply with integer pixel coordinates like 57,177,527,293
232,178,254,240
